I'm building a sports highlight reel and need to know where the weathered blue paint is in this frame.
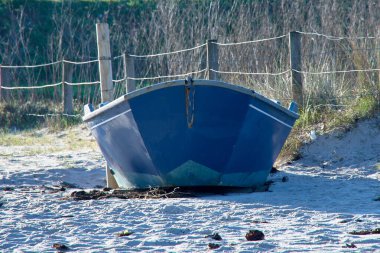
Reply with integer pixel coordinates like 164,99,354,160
83,79,299,189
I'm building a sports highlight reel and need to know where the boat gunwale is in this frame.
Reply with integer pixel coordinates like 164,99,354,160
83,79,299,122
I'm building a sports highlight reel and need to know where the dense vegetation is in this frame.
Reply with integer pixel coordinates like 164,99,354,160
0,0,379,145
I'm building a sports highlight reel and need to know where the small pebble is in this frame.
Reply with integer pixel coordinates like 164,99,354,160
245,230,265,241
208,243,220,250
342,243,357,248
205,232,222,241
117,230,134,237
52,243,69,251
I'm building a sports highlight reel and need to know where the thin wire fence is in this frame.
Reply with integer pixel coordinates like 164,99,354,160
0,31,379,111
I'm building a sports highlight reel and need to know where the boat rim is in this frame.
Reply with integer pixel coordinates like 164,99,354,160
83,79,299,122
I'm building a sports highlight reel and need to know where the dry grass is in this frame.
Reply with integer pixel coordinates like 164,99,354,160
0,125,99,155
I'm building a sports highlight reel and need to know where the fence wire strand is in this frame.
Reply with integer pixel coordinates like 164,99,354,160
214,34,288,46
63,59,99,65
112,78,126,83
129,43,207,58
64,81,100,86
214,69,290,76
1,82,62,90
294,68,380,75
296,31,380,40
26,113,82,118
127,69,207,81
1,61,62,69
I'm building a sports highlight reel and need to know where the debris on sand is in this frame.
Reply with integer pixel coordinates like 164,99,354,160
245,230,265,241
205,232,222,241
66,187,195,201
2,186,14,191
342,243,357,248
349,228,380,235
208,243,221,249
52,243,70,251
252,220,269,224
42,186,66,194
116,230,134,237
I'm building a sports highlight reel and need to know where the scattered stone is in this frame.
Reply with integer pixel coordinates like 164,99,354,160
270,167,279,174
70,190,93,200
245,230,265,241
205,232,222,241
52,243,69,251
349,228,380,235
342,243,357,248
57,215,74,219
2,187,14,191
208,243,221,250
281,176,289,182
116,230,134,237
252,220,269,224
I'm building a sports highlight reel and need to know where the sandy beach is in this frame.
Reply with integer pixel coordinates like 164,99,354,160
1,116,379,252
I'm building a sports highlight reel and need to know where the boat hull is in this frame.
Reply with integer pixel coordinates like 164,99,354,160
84,80,298,189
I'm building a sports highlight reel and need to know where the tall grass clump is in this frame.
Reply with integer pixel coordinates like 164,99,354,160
0,101,82,131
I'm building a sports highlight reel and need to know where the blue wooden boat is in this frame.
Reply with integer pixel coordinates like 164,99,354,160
83,79,299,189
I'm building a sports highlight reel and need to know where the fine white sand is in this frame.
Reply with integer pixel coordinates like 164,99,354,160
1,117,379,252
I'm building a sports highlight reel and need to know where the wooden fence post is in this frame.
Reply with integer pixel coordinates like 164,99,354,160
96,23,113,103
289,31,304,108
207,39,219,80
62,60,74,114
0,65,2,102
96,23,118,189
124,53,136,93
